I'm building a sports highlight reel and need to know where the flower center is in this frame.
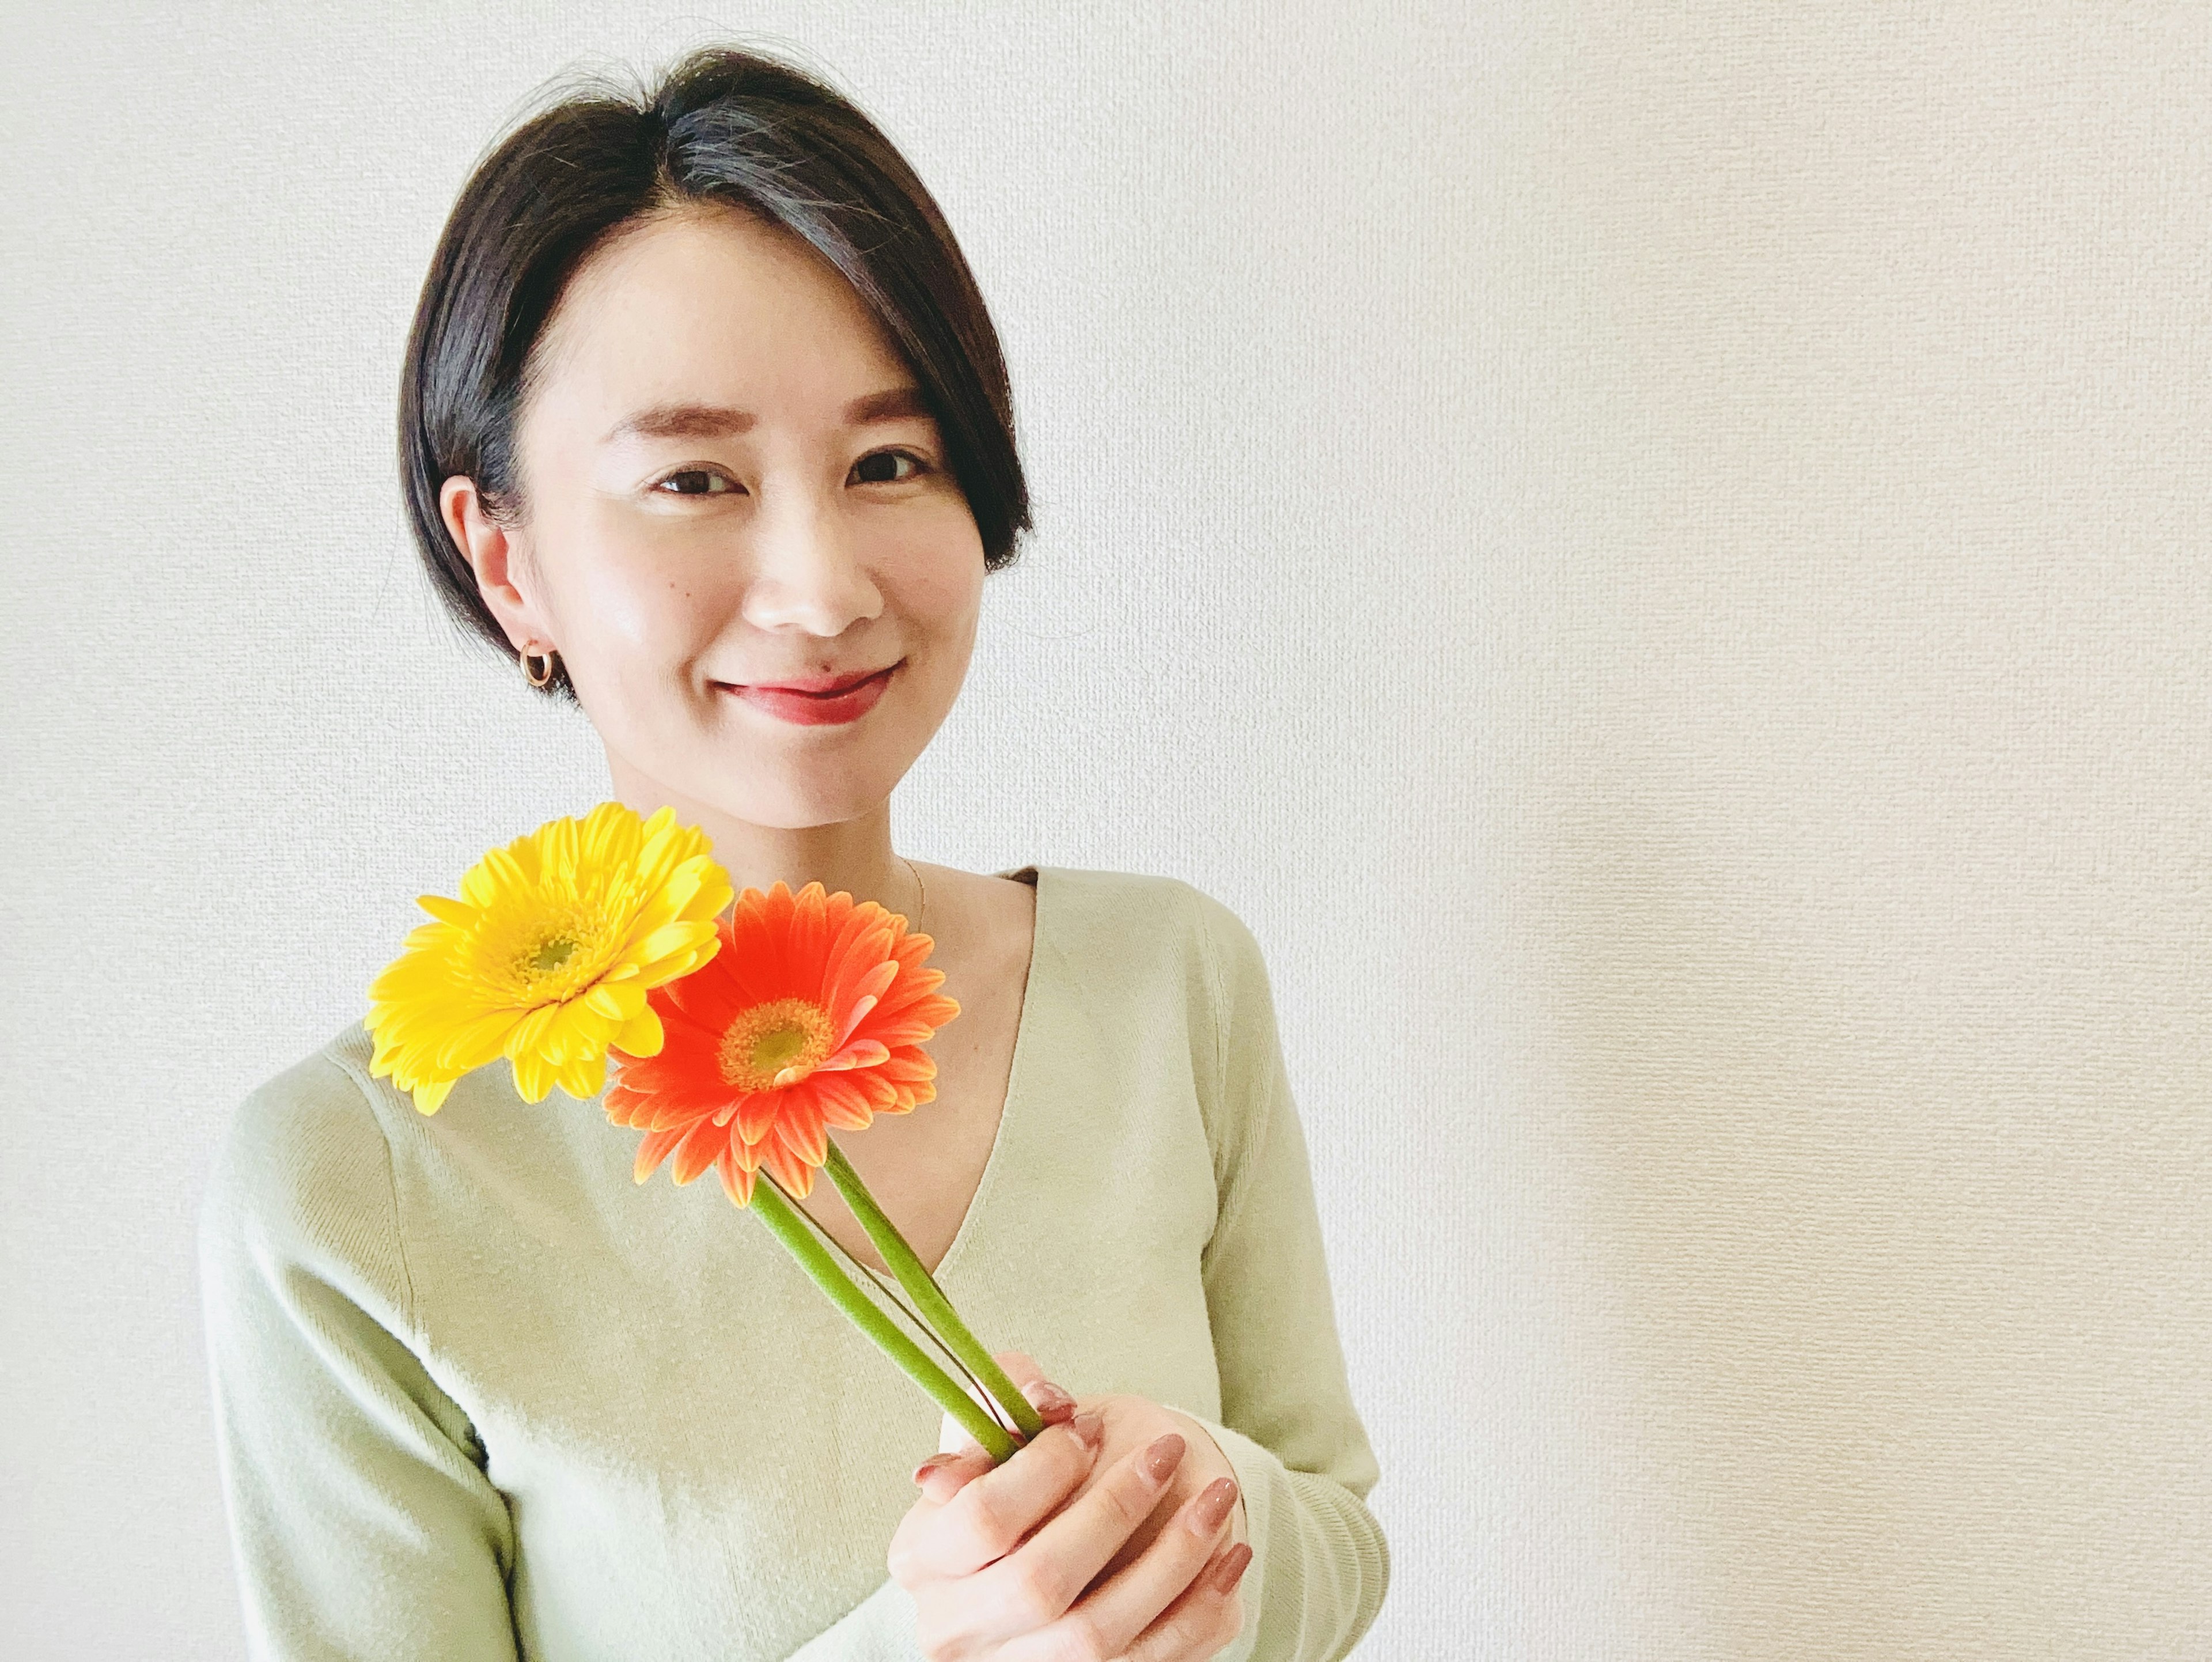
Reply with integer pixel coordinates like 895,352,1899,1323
718,997,836,1090
498,906,603,998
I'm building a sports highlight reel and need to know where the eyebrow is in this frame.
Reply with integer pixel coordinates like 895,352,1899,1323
602,385,932,444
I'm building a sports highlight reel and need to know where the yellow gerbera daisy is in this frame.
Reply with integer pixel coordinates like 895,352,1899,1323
363,801,734,1115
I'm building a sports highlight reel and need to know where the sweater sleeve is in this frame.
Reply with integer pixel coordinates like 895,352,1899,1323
1184,889,1392,1662
196,1049,522,1661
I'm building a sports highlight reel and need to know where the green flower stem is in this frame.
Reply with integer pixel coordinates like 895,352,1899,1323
822,1141,1045,1444
748,1172,1016,1464
776,1172,1016,1437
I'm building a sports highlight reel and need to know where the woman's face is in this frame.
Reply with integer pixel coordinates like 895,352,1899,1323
452,204,986,830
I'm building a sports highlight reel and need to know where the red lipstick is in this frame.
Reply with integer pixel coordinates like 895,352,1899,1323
720,662,899,726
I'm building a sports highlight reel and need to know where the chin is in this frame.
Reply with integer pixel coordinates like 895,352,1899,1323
728,770,903,829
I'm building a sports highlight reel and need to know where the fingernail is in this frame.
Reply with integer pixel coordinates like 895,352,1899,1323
911,1453,955,1485
1185,1476,1238,1536
1210,1543,1253,1595
921,1453,984,1500
1140,1432,1185,1485
1068,1410,1105,1453
1024,1378,1076,1417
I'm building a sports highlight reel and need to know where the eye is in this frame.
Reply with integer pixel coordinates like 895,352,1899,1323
850,449,929,486
652,467,740,497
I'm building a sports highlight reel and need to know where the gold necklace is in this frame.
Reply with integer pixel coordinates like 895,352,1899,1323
900,855,927,930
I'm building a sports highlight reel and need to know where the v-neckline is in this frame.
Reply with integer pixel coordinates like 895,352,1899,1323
922,863,1048,1287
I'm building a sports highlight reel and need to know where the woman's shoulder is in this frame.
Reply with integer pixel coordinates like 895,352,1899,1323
1016,863,1255,952
196,1021,414,1317
202,1025,391,1205
1024,864,1270,998
1020,868,1284,1184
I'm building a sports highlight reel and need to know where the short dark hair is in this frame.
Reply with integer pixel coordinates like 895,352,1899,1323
399,46,1032,705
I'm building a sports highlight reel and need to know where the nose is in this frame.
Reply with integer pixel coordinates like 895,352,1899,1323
740,483,884,638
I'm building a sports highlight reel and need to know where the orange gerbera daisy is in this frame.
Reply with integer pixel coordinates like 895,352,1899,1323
603,879,961,1207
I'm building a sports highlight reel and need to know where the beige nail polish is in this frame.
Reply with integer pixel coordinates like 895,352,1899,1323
1140,1432,1185,1483
1186,1476,1238,1535
1210,1543,1253,1595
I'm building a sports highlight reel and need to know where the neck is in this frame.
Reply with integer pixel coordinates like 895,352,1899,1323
605,776,925,932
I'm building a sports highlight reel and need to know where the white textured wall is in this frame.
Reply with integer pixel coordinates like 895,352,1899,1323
5,3,2209,1657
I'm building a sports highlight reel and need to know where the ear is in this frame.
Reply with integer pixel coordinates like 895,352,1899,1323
440,474,551,654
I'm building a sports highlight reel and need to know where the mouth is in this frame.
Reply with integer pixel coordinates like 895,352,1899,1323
714,661,902,725
728,664,899,697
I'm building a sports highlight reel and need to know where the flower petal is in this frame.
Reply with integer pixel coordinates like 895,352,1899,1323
817,1039,891,1073
634,1125,686,1182
669,1115,728,1186
512,1048,554,1104
505,1002,563,1061
631,920,719,975
613,1003,664,1058
435,1009,524,1074
715,1146,756,1209
556,1054,605,1101
585,979,646,1022
409,1075,457,1116
763,1137,819,1199
811,1072,876,1130
830,958,901,1046
737,1091,783,1146
774,1097,829,1168
415,893,477,929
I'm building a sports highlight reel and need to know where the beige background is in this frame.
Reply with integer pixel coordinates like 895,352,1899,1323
4,3,2209,1657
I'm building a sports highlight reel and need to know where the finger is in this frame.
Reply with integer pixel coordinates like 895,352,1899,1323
987,1350,1079,1427
1022,1376,1077,1426
1054,1474,1241,1657
938,1353,1077,1455
937,1412,987,1459
912,1449,994,1505
978,1431,1189,1641
899,1410,1107,1581
1119,1540,1251,1662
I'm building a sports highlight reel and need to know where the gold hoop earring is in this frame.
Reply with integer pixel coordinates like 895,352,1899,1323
520,643,557,688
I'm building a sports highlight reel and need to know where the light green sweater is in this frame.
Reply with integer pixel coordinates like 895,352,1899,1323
198,864,1389,1659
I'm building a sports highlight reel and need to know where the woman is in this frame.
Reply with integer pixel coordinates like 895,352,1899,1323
196,44,1388,1662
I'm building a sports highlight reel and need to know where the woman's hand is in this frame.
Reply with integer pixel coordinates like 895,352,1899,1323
886,1351,1253,1661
